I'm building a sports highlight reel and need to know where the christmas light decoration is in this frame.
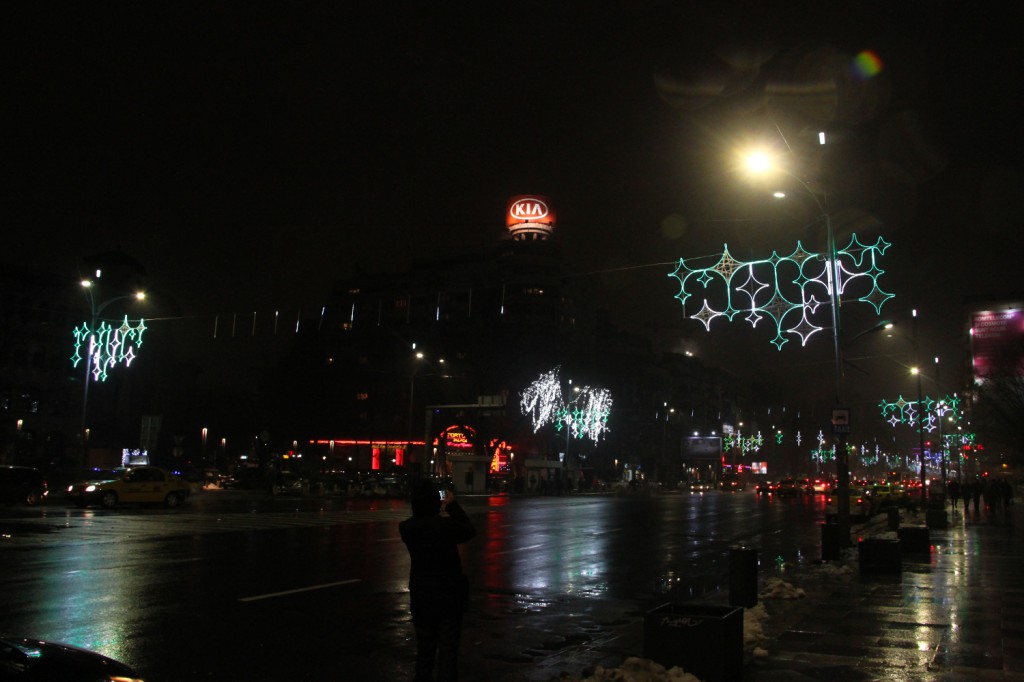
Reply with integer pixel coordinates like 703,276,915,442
669,235,893,349
725,431,763,455
879,394,961,432
520,367,612,444
70,316,147,381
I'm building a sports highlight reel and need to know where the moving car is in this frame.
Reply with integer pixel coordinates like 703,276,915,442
774,478,802,497
0,635,143,680
754,480,776,494
825,486,876,522
0,466,48,506
867,483,910,509
67,466,191,509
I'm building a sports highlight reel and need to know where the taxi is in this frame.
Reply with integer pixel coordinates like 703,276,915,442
67,466,191,509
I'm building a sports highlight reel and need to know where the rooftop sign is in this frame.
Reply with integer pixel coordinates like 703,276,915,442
506,195,555,241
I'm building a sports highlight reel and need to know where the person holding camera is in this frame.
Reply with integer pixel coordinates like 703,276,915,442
399,479,476,681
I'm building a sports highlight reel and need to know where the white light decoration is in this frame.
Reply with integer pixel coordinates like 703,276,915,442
520,368,563,433
520,367,612,444
70,316,147,382
669,235,893,349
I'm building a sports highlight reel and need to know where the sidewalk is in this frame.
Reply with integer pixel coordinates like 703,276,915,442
743,502,1024,681
515,502,1024,681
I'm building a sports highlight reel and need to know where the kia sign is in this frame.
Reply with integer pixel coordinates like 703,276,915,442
506,195,555,241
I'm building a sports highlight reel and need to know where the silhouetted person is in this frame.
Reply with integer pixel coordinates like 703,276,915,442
947,479,960,511
400,480,476,681
961,480,972,513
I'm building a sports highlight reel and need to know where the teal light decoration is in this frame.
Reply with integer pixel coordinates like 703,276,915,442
669,235,893,349
879,394,962,432
70,316,147,381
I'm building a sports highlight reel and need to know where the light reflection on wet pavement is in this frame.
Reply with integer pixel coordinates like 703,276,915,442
455,494,1024,681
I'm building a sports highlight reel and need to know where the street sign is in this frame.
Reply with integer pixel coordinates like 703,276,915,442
831,408,851,434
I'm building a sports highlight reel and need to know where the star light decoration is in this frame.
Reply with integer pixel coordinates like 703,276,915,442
520,367,612,444
724,431,763,454
879,394,961,432
70,316,147,381
669,235,893,349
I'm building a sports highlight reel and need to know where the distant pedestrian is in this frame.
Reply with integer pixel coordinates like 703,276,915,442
948,479,961,511
400,480,476,682
972,481,982,513
962,480,972,513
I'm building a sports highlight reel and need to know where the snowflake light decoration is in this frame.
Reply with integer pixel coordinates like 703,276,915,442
669,235,893,349
70,316,147,382
520,367,612,444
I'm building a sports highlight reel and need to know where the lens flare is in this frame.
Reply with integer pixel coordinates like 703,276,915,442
852,50,883,79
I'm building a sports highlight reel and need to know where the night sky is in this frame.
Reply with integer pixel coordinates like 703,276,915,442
5,2,1023,430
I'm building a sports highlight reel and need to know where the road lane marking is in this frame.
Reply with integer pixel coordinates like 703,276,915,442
239,579,361,602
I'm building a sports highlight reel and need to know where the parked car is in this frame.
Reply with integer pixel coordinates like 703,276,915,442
0,635,143,680
826,486,876,521
271,471,306,496
0,466,48,506
67,466,191,509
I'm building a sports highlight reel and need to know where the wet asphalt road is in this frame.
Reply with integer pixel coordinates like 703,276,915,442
0,488,829,681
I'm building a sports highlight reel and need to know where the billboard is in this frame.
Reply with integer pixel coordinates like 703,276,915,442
969,306,1024,379
681,436,722,460
506,195,555,241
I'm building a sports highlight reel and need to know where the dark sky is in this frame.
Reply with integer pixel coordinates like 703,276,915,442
5,2,1023,428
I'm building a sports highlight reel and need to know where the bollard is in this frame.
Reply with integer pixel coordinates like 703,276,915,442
729,546,758,607
887,507,900,531
821,522,841,561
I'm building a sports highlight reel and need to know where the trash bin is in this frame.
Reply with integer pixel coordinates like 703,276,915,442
821,522,841,561
729,546,757,607
858,537,901,574
643,603,743,682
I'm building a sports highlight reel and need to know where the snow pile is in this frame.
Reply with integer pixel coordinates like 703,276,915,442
760,578,805,599
572,656,702,682
815,562,853,578
743,603,769,647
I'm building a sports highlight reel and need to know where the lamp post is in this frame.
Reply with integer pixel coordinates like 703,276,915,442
744,145,851,544
408,349,424,443
407,346,446,471
78,277,146,464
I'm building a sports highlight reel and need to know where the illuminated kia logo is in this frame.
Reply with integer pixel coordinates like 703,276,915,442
510,198,549,220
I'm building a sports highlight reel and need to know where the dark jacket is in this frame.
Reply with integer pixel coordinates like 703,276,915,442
399,500,476,614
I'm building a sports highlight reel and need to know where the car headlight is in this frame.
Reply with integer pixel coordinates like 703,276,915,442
86,485,97,492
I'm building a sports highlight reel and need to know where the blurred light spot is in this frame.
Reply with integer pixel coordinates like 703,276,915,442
660,214,688,240
852,50,884,79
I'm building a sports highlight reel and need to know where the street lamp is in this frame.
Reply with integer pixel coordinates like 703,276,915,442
742,143,852,543
77,277,146,462
407,345,445,470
